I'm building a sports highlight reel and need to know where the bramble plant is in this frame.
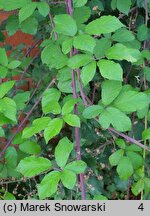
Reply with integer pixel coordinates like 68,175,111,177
0,0,150,200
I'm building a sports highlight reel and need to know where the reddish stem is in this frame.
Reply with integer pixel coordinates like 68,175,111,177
66,0,86,200
109,127,150,152
49,1,65,5
26,79,42,106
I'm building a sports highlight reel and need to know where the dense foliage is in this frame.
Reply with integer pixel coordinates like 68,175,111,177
0,0,150,200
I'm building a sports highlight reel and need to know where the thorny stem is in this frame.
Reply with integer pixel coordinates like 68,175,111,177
66,0,86,200
0,78,56,159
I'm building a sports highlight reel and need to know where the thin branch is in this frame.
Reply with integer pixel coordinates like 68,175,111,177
11,54,40,97
76,69,88,106
48,12,58,40
144,0,148,26
73,49,88,106
109,127,150,152
26,79,42,106
25,38,43,57
91,83,96,104
49,1,65,5
118,6,138,19
0,78,56,159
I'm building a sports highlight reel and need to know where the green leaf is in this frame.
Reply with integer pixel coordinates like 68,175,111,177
19,2,37,23
73,6,91,24
63,114,80,127
117,0,132,14
126,145,142,152
7,166,21,178
115,139,126,149
6,15,19,36
4,147,17,168
0,127,5,137
93,195,108,200
106,43,141,63
112,28,135,42
0,113,12,126
0,97,17,122
109,149,124,166
94,38,111,59
132,179,144,196
0,162,3,172
54,14,77,36
126,151,143,170
73,34,96,53
99,107,131,131
68,54,92,69
37,2,49,17
142,129,150,140
0,81,15,98
0,0,32,11
85,15,124,35
20,17,38,35
19,140,41,155
113,90,148,113
101,80,122,106
58,79,80,93
41,43,68,69
0,31,4,42
62,98,77,115
12,132,25,145
17,156,52,177
65,160,87,174
0,66,8,78
98,59,123,81
83,105,103,119
38,171,61,199
0,48,8,66
4,192,16,200
62,38,73,54
73,0,87,7
55,137,74,168
44,118,63,144
117,156,133,180
144,178,150,192
61,169,76,189
81,61,97,86
42,88,61,105
137,24,149,41
142,50,150,60
13,91,30,110
0,165,7,179
22,117,51,138
8,60,21,69
123,39,141,50
144,67,150,82
42,88,61,114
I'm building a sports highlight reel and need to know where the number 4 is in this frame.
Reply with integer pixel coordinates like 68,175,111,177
138,203,144,211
